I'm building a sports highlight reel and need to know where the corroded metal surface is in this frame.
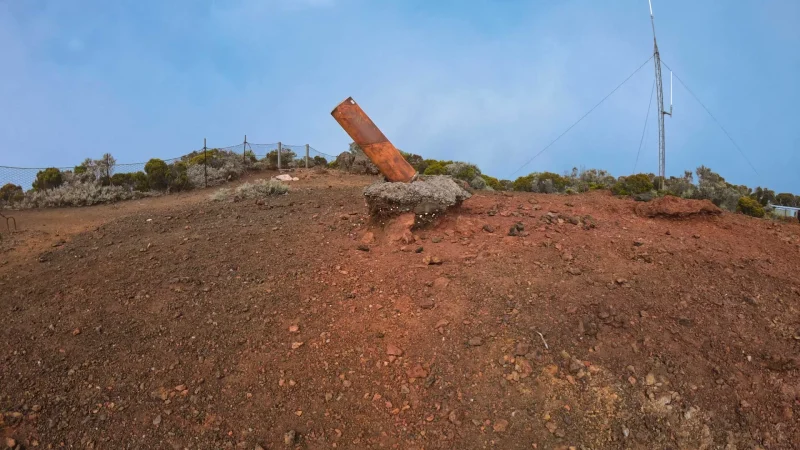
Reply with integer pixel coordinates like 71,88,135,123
331,97,417,183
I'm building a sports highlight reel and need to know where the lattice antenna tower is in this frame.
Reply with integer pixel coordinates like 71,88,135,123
649,0,672,187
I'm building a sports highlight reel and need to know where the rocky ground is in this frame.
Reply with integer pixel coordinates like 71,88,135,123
1,170,799,449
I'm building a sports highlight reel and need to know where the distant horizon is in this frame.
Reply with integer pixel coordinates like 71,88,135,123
1,0,797,192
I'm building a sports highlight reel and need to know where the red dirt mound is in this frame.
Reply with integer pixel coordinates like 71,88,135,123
634,195,722,218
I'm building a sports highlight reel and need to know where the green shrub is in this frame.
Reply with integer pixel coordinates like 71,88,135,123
32,168,64,191
423,161,448,175
511,172,569,193
188,149,221,166
481,174,504,191
74,164,87,175
145,159,171,190
169,161,190,191
512,174,536,192
264,149,296,169
446,162,480,182
737,196,765,218
611,174,653,196
0,183,24,203
244,150,257,163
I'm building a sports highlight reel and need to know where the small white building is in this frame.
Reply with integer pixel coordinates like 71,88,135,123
769,204,800,219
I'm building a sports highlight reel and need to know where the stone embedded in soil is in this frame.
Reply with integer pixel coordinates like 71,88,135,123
567,267,582,276
284,430,297,446
356,244,370,252
493,419,509,432
433,277,450,289
386,344,404,356
417,297,435,309
288,325,299,333
468,337,484,347
482,224,495,233
435,319,449,329
406,364,428,379
514,342,531,356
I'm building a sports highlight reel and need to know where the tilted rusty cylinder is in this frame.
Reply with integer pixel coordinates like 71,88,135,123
331,97,417,183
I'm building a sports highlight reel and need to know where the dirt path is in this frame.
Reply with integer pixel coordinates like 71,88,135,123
1,174,799,449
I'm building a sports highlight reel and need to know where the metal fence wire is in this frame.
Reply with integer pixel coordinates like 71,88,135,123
0,139,339,192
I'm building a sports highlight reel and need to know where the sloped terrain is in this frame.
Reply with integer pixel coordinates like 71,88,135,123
1,172,799,449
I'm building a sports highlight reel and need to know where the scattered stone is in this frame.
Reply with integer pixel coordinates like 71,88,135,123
568,358,583,374
633,238,645,247
493,419,509,433
423,255,443,265
431,237,442,243
284,430,297,446
360,232,375,244
417,297,435,309
357,244,370,252
415,246,424,253
567,267,582,276
743,296,758,306
153,415,162,426
483,224,495,233
514,342,531,356
645,373,656,386
545,421,557,434
433,277,450,289
508,222,525,236
386,344,404,356
291,342,304,350
5,438,16,448
435,319,449,329
288,325,299,333
406,364,428,379
448,409,462,425
72,328,81,336
692,234,701,239
468,337,484,347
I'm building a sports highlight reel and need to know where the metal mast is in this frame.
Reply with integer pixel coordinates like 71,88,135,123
649,0,671,187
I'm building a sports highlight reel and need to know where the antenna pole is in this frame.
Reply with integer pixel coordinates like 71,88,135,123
649,0,670,189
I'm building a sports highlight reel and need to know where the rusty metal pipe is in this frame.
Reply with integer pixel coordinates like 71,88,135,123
331,97,417,183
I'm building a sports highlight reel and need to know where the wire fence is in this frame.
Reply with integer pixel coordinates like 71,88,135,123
0,140,338,192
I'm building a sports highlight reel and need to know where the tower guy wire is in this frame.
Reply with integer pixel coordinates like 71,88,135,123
662,61,759,177
634,78,656,174
508,54,654,178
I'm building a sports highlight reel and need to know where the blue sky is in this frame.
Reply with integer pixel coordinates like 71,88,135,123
1,0,798,193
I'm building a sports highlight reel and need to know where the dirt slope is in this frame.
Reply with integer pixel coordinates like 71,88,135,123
1,172,799,449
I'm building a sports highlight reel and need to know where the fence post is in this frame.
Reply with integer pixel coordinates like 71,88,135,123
277,142,282,171
203,138,208,188
305,144,309,169
243,135,247,165
105,153,110,184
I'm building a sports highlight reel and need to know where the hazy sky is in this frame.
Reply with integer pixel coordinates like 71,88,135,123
1,0,798,192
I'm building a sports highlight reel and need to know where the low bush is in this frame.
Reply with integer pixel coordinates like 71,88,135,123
512,172,569,193
110,172,150,192
423,162,448,175
32,168,64,191
611,174,653,196
211,179,288,201
264,149,297,169
20,183,156,208
0,183,24,203
145,159,171,190
737,196,765,218
481,174,504,191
